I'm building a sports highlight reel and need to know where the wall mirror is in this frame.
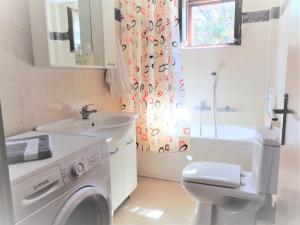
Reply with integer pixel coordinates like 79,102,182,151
29,0,116,69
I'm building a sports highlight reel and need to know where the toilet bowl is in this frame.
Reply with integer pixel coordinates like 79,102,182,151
181,127,281,225
182,162,266,225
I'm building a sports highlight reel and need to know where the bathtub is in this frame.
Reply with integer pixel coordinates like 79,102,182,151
137,124,255,182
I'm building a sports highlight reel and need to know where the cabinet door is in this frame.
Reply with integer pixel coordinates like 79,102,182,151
109,144,125,211
101,0,117,68
122,125,138,197
29,0,116,68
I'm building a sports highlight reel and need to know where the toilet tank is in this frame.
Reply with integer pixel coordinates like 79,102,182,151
252,127,281,194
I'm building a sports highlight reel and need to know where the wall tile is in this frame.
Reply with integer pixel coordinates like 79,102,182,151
243,0,272,12
243,10,271,24
0,69,22,107
22,102,73,131
0,24,17,69
182,0,275,127
1,104,24,136
19,68,69,106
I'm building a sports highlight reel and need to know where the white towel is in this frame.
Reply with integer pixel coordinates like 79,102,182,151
24,139,40,161
105,37,130,98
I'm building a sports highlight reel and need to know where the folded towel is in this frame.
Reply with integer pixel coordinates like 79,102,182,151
105,37,130,98
5,135,52,165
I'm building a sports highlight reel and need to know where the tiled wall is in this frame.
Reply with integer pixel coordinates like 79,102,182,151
182,0,280,128
0,0,121,136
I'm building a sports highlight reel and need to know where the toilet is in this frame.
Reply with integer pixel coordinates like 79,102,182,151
182,127,281,225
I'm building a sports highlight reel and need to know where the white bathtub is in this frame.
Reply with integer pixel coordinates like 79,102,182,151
137,125,255,182
190,124,255,141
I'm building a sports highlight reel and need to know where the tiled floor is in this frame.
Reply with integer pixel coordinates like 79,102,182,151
113,177,197,225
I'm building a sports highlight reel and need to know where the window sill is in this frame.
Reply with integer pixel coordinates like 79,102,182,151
181,44,241,50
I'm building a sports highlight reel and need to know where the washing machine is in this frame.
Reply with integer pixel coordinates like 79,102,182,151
8,131,112,225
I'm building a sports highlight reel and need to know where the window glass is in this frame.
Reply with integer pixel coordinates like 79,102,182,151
191,1,235,46
181,0,242,47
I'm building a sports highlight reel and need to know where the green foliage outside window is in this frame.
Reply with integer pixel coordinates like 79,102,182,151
192,1,236,46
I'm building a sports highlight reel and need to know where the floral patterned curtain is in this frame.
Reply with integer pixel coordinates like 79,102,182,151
120,0,190,153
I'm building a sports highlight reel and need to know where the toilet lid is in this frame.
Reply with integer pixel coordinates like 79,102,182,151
182,162,241,188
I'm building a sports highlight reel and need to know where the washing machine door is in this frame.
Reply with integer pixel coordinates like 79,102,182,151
53,186,111,225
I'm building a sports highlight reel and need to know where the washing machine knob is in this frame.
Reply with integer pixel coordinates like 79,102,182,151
71,161,85,177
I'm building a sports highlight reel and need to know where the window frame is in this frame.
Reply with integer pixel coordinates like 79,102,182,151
181,0,242,48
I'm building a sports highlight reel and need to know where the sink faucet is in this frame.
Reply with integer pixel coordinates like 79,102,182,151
80,104,98,120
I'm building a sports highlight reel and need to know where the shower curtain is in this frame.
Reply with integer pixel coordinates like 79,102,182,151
120,0,190,153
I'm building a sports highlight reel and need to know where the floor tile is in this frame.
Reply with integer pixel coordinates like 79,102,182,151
113,177,196,225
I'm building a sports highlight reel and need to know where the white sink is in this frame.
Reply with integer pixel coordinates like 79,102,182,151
36,111,138,141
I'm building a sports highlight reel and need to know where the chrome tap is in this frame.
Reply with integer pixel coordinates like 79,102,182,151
218,105,237,112
80,104,98,120
195,101,211,112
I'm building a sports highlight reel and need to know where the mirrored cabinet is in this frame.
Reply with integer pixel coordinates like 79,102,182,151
29,0,117,69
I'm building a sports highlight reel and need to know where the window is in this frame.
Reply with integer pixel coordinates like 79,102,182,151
181,0,242,47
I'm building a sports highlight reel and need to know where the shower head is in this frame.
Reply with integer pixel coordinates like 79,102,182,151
211,71,219,88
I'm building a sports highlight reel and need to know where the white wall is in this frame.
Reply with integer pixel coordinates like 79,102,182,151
0,0,121,136
182,0,278,128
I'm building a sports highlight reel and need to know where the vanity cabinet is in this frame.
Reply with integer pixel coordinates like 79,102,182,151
29,0,116,69
108,124,137,211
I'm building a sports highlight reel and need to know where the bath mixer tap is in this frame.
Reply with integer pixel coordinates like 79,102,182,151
80,104,98,120
195,101,211,111
218,105,237,112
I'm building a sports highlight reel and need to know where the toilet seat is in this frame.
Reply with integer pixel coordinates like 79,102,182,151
182,171,266,203
182,162,241,188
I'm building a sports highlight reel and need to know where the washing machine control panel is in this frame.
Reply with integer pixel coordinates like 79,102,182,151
71,161,85,177
61,149,101,184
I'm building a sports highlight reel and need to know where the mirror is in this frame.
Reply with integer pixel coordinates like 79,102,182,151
47,0,101,66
